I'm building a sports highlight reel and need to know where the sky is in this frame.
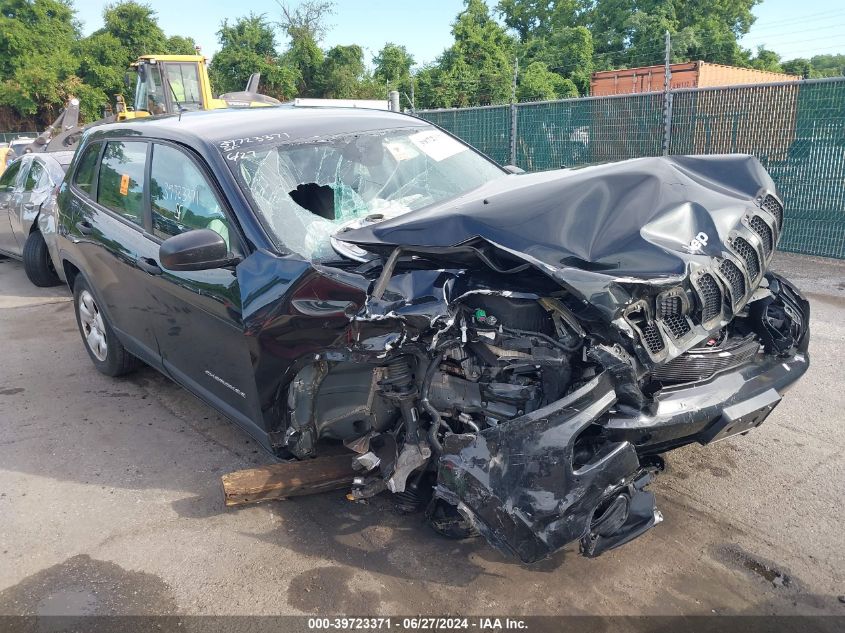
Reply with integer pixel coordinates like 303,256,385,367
72,0,845,67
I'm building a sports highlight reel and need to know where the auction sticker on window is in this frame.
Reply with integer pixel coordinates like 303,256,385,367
408,130,467,162
385,140,419,162
119,174,130,196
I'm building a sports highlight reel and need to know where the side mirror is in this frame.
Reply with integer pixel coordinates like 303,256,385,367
124,73,131,89
503,164,525,174
159,229,239,271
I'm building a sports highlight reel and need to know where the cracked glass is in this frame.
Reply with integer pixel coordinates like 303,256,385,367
224,126,505,260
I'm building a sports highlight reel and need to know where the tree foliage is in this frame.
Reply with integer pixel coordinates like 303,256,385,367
0,0,81,122
374,43,414,92
209,14,297,99
517,61,577,101
782,54,845,79
278,0,331,96
1,0,843,128
416,0,515,108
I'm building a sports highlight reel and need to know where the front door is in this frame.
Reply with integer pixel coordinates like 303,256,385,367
141,142,263,436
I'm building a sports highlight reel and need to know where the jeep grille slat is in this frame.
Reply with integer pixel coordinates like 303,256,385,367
761,194,783,228
732,236,761,280
641,320,665,354
697,273,722,323
749,215,774,256
719,259,746,305
657,295,691,338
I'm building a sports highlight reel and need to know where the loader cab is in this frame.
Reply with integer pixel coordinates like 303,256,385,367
131,55,219,118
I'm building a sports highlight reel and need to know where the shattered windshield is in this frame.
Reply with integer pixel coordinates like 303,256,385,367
222,125,506,260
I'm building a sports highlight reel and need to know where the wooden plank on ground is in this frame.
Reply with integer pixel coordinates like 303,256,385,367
221,453,357,507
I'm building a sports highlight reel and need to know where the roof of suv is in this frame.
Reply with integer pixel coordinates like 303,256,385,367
85,106,431,152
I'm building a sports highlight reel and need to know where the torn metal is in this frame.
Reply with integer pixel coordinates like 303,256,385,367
232,153,809,563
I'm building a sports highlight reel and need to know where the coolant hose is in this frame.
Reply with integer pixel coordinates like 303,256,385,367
420,340,462,454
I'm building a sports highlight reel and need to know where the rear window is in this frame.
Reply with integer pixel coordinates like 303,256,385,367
97,141,147,227
74,143,101,196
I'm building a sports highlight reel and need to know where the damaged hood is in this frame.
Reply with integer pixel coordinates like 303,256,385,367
338,154,776,306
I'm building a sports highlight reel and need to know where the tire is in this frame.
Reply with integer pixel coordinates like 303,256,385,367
73,276,140,377
23,231,61,287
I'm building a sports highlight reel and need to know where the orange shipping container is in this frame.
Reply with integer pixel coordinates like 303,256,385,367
590,61,798,97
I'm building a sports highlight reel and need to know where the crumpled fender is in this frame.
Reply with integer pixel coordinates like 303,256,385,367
434,371,659,563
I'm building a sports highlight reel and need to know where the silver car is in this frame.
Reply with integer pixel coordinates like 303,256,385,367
0,151,73,286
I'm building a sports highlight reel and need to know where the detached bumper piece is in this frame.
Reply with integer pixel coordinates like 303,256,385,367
434,372,661,564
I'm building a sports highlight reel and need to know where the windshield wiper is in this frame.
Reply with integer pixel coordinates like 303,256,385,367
163,75,186,119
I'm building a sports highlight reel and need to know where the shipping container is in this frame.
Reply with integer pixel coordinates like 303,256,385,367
591,61,799,97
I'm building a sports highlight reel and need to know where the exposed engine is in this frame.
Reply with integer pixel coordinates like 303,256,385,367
274,257,808,563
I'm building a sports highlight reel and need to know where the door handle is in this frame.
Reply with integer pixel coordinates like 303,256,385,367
75,220,94,235
136,256,162,275
23,202,35,210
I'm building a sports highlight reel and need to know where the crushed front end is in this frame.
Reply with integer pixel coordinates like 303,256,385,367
252,154,810,563
429,271,808,562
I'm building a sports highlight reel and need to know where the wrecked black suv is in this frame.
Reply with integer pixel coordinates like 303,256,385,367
56,107,809,563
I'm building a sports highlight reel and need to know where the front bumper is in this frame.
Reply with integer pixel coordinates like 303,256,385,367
435,344,809,563
605,349,809,452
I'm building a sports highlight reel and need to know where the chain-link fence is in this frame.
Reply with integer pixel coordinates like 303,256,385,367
418,77,845,259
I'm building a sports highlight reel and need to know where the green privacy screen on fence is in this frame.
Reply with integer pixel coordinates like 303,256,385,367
418,77,845,259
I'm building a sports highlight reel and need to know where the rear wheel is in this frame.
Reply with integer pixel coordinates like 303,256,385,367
73,276,140,376
23,231,61,287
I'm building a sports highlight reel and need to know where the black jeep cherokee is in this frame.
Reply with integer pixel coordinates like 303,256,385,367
55,107,810,563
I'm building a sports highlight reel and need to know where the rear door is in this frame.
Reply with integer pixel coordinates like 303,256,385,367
0,159,26,255
66,139,162,366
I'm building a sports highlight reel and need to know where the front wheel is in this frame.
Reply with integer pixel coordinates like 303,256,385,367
73,276,140,376
23,231,61,287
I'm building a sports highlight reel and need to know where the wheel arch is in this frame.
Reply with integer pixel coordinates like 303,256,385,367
61,258,81,290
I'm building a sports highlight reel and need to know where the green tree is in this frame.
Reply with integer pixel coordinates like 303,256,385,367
98,1,167,52
749,46,782,73
578,0,760,70
209,14,298,99
520,24,593,95
781,58,811,78
278,0,333,96
517,61,578,100
497,0,557,42
318,44,366,98
0,0,81,123
417,0,515,108
374,43,414,91
167,35,199,55
808,54,845,77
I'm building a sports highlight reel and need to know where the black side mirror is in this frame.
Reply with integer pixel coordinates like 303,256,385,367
503,164,525,174
159,229,240,271
124,73,131,89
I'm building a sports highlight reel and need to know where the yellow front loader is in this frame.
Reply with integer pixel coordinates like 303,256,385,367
123,54,279,120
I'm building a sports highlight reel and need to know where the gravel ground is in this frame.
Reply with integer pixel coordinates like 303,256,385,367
0,251,843,617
